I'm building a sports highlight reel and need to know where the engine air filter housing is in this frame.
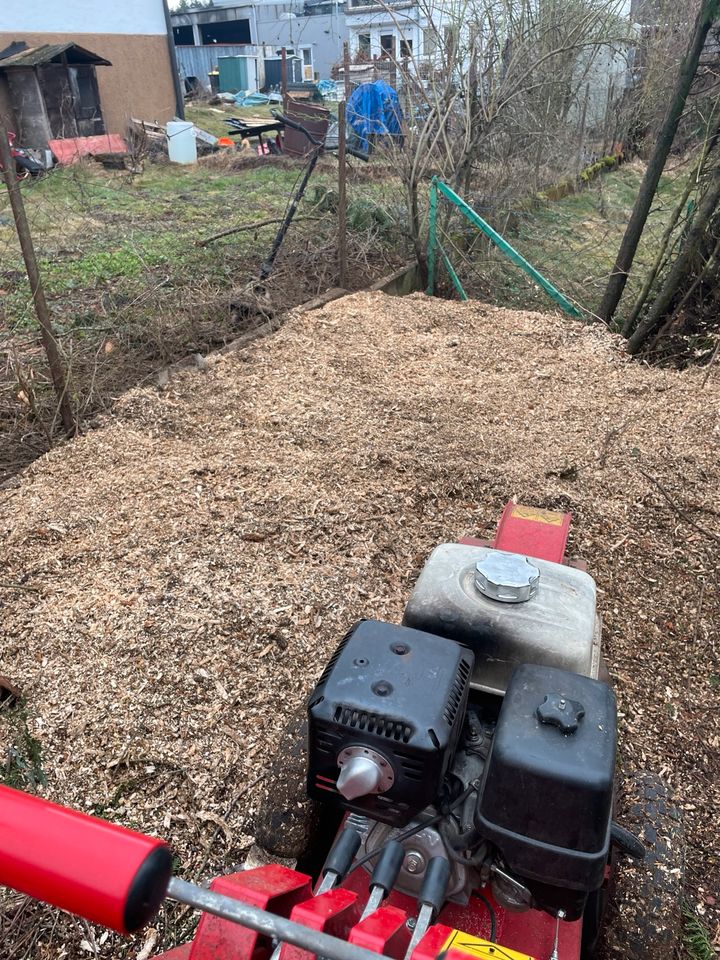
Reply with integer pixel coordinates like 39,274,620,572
307,620,474,827
476,663,616,918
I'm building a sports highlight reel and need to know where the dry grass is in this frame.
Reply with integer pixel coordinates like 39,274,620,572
0,291,718,958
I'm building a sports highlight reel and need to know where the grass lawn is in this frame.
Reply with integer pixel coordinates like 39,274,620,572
0,143,406,480
1,155,338,333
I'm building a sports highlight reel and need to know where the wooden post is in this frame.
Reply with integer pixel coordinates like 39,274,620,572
0,118,75,436
343,41,351,100
427,178,438,295
281,47,288,107
337,99,347,288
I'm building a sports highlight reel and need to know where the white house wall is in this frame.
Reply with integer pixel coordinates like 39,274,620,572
345,6,449,61
255,10,345,78
0,0,168,36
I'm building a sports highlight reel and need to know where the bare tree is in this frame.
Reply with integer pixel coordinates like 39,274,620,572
596,0,720,326
365,0,634,279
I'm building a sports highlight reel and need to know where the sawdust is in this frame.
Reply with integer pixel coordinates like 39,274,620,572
0,291,718,958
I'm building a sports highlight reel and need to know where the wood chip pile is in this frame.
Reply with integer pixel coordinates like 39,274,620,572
0,291,718,958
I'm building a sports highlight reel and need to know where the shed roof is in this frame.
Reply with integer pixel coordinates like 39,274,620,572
0,42,111,68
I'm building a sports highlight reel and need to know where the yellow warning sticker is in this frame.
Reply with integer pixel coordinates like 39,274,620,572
441,930,536,960
510,505,564,526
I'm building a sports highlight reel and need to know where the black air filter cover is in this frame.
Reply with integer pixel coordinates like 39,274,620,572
307,620,474,827
476,663,616,901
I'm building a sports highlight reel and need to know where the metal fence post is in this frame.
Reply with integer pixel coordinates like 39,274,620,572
427,177,438,295
343,42,351,100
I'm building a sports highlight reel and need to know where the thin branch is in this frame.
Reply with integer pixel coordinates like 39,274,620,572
637,466,720,545
197,216,322,247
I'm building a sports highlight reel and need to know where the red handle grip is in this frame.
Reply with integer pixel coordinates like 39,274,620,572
0,784,171,933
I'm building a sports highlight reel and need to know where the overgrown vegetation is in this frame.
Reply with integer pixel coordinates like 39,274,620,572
365,0,720,362
0,155,406,482
433,160,691,315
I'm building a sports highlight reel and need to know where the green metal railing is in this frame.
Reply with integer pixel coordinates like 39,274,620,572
427,177,582,318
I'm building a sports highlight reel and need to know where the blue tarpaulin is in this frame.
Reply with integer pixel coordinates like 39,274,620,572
233,90,282,106
317,79,339,101
346,80,402,152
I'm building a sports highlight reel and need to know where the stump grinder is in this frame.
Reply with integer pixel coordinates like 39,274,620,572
0,503,681,959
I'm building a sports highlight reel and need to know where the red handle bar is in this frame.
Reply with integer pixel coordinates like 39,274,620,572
0,784,171,933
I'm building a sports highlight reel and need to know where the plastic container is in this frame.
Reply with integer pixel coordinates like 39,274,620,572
166,121,197,164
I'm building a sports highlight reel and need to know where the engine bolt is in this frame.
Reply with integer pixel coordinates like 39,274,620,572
404,851,426,875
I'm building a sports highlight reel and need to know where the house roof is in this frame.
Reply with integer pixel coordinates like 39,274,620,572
0,42,111,69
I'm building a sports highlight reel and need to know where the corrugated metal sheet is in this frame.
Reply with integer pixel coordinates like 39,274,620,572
49,134,128,165
0,43,111,68
175,44,255,84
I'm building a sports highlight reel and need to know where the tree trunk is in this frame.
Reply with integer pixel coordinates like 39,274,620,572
596,0,720,326
626,160,720,354
408,176,428,288
622,112,720,336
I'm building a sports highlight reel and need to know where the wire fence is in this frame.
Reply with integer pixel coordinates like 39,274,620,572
426,157,693,324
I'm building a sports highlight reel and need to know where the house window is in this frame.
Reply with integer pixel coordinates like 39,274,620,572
173,25,194,45
443,25,459,51
423,27,437,57
400,37,413,58
301,46,313,80
358,33,371,57
380,34,395,59
199,19,251,44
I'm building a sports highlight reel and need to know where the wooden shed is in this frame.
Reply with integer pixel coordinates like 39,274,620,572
0,41,111,148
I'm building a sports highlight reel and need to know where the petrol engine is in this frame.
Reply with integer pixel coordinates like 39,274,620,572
306,543,617,923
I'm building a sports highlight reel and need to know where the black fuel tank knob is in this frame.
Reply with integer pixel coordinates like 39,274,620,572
537,693,585,734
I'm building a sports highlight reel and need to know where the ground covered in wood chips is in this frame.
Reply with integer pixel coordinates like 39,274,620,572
0,291,718,959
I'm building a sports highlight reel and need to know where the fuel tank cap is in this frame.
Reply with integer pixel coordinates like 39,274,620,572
474,551,540,603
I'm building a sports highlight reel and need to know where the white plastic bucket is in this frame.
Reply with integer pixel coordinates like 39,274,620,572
166,121,197,164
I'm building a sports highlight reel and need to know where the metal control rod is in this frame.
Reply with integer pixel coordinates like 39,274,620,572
403,857,450,960
317,827,362,895
360,841,405,920
168,877,391,960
